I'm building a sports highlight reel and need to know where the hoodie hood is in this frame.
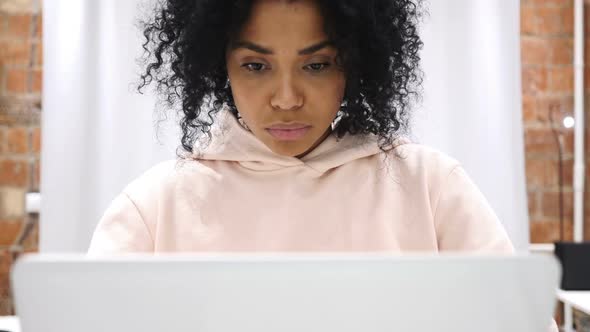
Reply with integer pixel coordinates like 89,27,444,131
193,110,396,175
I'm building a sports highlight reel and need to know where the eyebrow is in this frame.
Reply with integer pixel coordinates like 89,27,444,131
230,40,333,55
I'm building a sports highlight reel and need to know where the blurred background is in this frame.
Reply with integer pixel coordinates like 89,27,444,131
0,0,588,327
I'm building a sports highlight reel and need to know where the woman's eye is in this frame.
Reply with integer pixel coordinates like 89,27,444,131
242,63,266,72
304,63,330,72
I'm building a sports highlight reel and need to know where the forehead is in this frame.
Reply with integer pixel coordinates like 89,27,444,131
236,0,328,47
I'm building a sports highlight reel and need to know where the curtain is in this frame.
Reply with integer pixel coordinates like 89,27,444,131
415,0,529,250
41,0,179,251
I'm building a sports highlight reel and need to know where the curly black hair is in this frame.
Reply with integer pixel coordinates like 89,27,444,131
138,0,424,154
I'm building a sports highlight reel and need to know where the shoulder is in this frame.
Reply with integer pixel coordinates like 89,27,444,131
387,143,513,252
122,160,177,196
121,158,220,208
386,142,462,183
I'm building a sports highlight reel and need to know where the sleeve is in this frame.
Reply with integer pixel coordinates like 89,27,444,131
433,166,559,331
433,165,514,253
87,192,154,255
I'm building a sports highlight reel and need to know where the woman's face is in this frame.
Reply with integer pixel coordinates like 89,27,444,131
226,0,346,158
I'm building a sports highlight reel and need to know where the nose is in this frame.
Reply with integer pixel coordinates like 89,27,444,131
270,73,303,111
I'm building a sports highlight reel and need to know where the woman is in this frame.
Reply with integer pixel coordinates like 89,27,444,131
88,2,559,328
88,0,513,254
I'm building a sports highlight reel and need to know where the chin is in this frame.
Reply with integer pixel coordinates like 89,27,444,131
268,143,310,158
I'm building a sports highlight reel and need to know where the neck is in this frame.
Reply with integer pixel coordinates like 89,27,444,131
296,127,333,159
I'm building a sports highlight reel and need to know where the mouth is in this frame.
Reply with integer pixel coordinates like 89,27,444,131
265,123,312,141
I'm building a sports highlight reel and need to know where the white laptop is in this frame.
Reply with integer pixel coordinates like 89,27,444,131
10,253,560,332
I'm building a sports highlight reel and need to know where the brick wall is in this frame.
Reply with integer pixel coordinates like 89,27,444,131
0,0,41,315
522,0,590,243
521,0,590,329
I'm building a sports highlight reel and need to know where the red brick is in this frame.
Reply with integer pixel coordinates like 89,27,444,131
528,191,540,217
585,192,590,240
534,96,573,123
575,136,589,157
586,130,590,154
522,67,548,96
6,127,28,154
551,38,574,65
548,66,574,93
0,248,14,315
525,158,573,188
7,14,32,39
527,0,570,7
521,38,573,66
0,129,4,154
537,7,567,36
584,189,590,232
31,158,40,191
530,219,573,243
521,37,550,65
561,158,574,187
0,219,22,246
0,159,28,186
0,250,11,282
526,158,546,188
30,69,42,93
522,96,537,122
585,66,590,93
553,0,572,5
585,159,590,185
560,6,574,35
541,190,574,219
525,128,559,155
35,42,42,66
521,6,537,35
31,127,40,153
21,216,38,252
5,69,27,94
562,129,574,155
36,14,42,38
0,40,31,66
0,248,12,278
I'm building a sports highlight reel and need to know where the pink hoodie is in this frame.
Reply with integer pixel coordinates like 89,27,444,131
88,111,559,331
88,110,514,254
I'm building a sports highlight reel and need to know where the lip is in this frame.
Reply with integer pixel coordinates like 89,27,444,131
265,123,312,141
266,122,311,130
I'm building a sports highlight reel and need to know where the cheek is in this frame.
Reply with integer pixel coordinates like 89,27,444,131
334,76,346,102
227,63,261,110
229,79,267,114
309,75,346,111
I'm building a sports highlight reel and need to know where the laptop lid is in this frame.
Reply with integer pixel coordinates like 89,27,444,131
11,253,560,332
